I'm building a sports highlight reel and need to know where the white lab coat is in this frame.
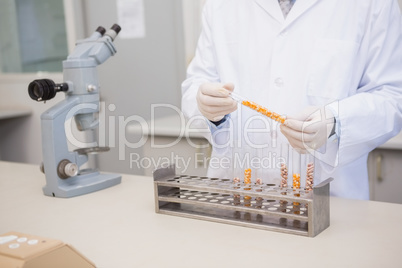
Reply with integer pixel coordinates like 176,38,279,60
181,0,402,200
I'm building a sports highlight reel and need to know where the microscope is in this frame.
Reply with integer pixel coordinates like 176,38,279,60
28,24,122,198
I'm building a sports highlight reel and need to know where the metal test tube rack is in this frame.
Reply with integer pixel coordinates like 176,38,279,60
153,165,333,237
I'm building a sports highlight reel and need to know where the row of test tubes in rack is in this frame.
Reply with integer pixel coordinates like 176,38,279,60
231,145,315,209
281,149,315,192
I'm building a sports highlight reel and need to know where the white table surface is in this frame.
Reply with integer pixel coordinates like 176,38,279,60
0,161,401,268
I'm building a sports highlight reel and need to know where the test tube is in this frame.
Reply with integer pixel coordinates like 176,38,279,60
244,168,252,184
292,149,301,207
233,195,241,206
244,168,252,207
280,143,289,189
279,143,289,207
233,177,240,206
232,140,242,206
305,153,315,191
230,92,286,124
255,177,263,208
244,195,252,207
292,149,301,191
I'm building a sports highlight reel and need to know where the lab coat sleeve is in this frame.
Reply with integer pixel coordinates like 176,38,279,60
181,1,227,142
337,0,402,166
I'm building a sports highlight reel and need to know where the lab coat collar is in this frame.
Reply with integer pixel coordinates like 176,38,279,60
254,0,320,30
254,0,284,24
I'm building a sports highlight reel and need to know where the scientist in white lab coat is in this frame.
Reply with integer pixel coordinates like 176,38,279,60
181,0,402,200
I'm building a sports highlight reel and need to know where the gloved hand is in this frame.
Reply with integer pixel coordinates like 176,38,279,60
196,82,238,122
280,106,335,152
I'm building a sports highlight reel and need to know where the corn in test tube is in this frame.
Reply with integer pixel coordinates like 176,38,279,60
230,92,286,124
293,173,301,190
305,163,314,190
255,178,263,208
244,169,252,207
292,150,301,207
280,143,289,188
233,177,240,205
292,150,301,190
244,168,252,184
305,154,315,191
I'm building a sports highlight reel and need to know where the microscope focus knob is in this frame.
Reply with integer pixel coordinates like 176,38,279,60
65,163,78,177
57,160,78,179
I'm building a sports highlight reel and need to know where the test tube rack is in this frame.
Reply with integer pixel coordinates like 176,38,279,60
153,165,333,237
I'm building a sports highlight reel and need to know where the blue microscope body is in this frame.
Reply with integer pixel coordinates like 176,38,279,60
28,25,122,197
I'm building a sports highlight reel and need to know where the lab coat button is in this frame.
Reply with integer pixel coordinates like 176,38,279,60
280,31,288,37
274,78,284,88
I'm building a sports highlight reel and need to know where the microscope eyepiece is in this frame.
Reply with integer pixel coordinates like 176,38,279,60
104,24,121,41
28,79,68,102
111,24,121,35
96,26,106,36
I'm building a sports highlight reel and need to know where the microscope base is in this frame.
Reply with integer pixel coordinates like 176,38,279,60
42,171,122,198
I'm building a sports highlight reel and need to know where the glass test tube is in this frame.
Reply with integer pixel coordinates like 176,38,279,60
230,92,286,124
244,168,252,207
279,143,289,207
292,149,301,207
305,153,315,191
255,175,263,208
232,140,242,206
280,143,289,189
233,176,241,206
292,149,301,190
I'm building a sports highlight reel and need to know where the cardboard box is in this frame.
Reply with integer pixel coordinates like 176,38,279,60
0,231,95,268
